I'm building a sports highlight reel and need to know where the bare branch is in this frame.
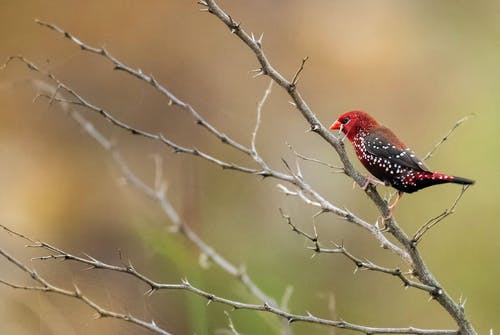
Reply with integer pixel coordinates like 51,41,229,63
223,311,241,335
279,210,438,294
290,56,309,88
412,185,471,245
0,246,172,335
2,55,261,175
1,11,476,334
251,79,273,157
30,84,280,308
2,54,411,265
34,20,251,156
0,230,457,335
202,2,476,334
287,143,344,171
423,115,474,162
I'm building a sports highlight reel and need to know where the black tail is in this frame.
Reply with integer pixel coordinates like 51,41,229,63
451,176,475,185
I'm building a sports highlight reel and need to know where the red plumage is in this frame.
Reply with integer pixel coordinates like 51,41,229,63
330,111,474,194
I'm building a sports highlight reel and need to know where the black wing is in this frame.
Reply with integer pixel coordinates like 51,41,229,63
364,128,430,172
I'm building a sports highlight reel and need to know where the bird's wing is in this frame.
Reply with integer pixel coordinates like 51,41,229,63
364,128,430,172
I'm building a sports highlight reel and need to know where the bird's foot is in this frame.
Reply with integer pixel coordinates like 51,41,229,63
357,175,385,190
375,216,391,232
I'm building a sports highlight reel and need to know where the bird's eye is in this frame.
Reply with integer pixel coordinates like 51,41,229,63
340,116,350,124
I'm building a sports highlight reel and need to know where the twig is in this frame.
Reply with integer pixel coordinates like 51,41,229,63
33,20,251,156
423,115,474,162
287,143,344,171
0,246,172,335
2,56,261,176
251,79,273,163
412,185,470,245
224,311,241,335
290,56,309,88
279,210,438,294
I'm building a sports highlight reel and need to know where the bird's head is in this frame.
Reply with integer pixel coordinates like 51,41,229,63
329,110,379,141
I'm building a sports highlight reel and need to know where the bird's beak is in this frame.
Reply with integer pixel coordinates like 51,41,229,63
329,120,341,130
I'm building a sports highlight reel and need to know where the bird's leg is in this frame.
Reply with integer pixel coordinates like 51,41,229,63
377,192,403,227
388,191,403,211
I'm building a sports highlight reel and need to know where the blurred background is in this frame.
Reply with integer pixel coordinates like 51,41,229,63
0,0,498,334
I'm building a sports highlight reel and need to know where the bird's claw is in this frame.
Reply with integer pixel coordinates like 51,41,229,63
361,177,371,190
375,216,391,232
358,175,384,191
387,191,402,211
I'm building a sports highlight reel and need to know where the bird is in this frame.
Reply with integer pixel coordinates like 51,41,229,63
329,111,474,205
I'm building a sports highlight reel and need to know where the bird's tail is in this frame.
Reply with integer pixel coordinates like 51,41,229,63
396,172,474,193
450,175,475,185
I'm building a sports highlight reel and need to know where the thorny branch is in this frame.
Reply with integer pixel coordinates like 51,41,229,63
279,209,437,294
0,2,476,334
33,20,251,156
287,143,344,171
0,224,457,335
201,1,476,334
1,55,409,263
31,81,279,309
0,235,172,335
412,185,471,245
422,115,474,162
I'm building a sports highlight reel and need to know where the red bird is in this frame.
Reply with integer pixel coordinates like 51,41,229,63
330,111,474,195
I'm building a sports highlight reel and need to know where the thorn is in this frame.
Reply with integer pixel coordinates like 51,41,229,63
312,209,326,218
252,70,265,78
312,224,318,239
82,252,98,263
288,101,297,107
295,160,303,179
145,287,157,296
256,32,264,47
459,294,468,308
73,283,82,297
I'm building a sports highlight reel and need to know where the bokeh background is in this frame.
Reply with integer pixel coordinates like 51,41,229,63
0,1,498,334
